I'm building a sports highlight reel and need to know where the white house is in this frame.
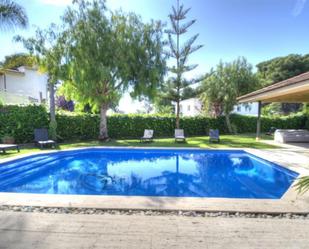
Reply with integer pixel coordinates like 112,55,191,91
174,98,203,116
0,66,48,105
232,102,259,116
175,98,258,117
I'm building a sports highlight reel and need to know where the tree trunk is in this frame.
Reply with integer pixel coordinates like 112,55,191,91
176,100,180,129
225,112,234,134
99,103,109,141
48,81,57,141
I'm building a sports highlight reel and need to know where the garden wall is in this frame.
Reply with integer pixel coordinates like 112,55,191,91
0,105,308,143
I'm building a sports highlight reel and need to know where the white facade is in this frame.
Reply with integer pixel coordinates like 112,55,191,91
0,66,48,105
175,98,203,117
175,98,259,117
232,102,259,116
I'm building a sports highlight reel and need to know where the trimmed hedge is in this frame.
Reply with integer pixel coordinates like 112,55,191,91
1,105,308,143
0,105,49,143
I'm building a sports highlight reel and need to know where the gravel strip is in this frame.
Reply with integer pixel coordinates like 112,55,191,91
0,205,309,219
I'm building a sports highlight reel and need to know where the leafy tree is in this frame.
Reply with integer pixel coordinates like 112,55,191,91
0,0,28,31
201,57,258,133
256,54,309,115
256,54,309,86
60,0,166,140
15,25,67,140
1,53,36,69
164,0,203,128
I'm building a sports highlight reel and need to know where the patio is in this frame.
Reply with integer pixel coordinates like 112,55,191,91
0,210,309,249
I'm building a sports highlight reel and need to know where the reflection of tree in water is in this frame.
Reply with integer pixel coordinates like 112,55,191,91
142,155,202,197
193,153,257,197
80,152,205,197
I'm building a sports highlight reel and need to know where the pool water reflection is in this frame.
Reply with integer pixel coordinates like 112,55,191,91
0,149,299,199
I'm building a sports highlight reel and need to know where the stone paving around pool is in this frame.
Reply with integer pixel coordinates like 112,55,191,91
0,211,308,249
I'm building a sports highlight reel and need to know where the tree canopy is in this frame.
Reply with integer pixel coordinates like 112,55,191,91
256,54,309,86
163,0,203,128
15,25,67,140
60,0,166,140
201,57,258,133
0,0,28,31
1,53,36,69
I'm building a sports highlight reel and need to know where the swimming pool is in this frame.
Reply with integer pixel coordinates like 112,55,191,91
0,148,298,199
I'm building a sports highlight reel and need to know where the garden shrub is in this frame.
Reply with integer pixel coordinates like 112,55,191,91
1,105,308,143
0,105,49,143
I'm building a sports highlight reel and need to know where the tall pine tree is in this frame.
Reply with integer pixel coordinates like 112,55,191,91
165,0,203,128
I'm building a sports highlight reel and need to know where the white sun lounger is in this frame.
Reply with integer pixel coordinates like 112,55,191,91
140,129,154,142
175,129,186,142
0,144,20,153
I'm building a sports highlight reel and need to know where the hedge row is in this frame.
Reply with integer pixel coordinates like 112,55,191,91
0,105,49,143
1,105,308,143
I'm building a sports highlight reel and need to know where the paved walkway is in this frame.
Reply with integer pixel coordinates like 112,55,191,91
0,211,308,249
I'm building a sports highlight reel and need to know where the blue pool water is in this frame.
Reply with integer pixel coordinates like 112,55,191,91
0,148,298,199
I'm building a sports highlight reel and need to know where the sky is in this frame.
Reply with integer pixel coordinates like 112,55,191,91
1,0,309,112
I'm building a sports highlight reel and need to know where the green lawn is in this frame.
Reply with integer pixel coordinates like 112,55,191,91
0,133,278,160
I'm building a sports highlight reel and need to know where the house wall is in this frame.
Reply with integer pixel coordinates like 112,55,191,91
0,75,4,91
175,98,259,117
175,98,203,117
1,67,48,105
232,102,259,116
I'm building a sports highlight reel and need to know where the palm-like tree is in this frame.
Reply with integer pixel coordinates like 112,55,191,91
0,0,28,31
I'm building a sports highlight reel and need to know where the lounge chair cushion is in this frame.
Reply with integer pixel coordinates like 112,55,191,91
37,140,56,145
0,144,19,153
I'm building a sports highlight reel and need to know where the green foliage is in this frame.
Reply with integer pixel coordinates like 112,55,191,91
0,105,49,143
261,103,282,116
164,0,203,128
256,54,309,86
56,113,99,140
15,23,68,142
1,105,308,143
60,0,166,139
201,57,257,117
155,105,174,115
295,176,309,194
200,57,258,133
46,113,309,139
1,53,36,69
0,0,28,31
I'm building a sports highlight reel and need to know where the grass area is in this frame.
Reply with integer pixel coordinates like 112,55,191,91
0,133,278,160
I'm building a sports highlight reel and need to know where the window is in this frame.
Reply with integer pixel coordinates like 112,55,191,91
237,106,241,112
187,105,191,111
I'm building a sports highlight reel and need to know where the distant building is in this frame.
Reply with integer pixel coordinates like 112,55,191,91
0,66,48,105
231,102,259,116
174,98,203,117
175,98,259,117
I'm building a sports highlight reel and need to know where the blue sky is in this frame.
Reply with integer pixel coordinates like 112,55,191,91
1,0,309,112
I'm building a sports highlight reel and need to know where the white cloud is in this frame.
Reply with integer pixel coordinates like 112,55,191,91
38,0,71,6
292,0,306,16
